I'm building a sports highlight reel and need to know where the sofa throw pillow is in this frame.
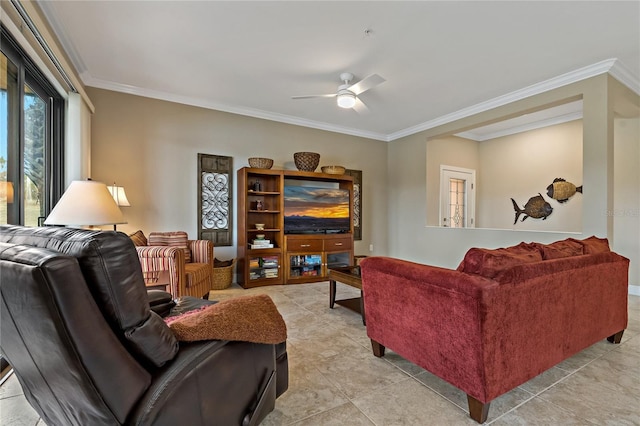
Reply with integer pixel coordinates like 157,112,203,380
578,236,610,254
129,230,148,247
165,294,287,344
457,242,543,279
539,238,584,260
149,231,191,263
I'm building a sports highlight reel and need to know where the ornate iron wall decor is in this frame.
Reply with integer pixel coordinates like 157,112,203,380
198,154,232,246
345,169,362,240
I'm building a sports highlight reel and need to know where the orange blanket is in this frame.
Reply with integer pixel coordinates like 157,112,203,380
165,294,287,344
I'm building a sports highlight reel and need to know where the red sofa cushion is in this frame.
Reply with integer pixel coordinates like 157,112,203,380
577,236,610,254
457,242,542,279
538,238,584,260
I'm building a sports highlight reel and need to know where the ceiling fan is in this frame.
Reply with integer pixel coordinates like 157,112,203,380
292,72,386,112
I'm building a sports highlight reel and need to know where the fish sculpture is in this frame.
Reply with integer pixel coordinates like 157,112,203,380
546,178,582,203
511,193,553,224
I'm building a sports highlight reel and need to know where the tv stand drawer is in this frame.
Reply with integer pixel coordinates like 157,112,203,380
287,239,323,252
324,237,352,251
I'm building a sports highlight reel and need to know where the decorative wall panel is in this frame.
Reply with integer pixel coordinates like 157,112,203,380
345,169,362,240
198,153,232,246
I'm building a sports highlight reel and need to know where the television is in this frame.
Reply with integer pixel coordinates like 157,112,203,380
284,184,351,234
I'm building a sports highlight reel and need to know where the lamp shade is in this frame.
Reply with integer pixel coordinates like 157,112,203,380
0,182,14,203
44,180,126,226
108,185,131,207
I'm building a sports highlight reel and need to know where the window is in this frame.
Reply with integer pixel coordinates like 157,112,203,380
1,25,65,381
1,26,64,226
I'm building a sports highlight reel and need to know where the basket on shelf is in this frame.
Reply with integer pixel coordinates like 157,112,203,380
321,165,346,175
212,258,236,290
248,157,274,169
293,152,320,172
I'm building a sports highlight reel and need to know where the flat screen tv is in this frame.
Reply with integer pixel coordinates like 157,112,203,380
284,185,350,234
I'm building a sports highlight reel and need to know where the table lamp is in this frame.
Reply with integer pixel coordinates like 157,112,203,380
108,183,131,207
44,180,126,229
0,181,14,203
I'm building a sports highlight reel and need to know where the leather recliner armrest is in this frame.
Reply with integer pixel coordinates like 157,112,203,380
129,340,277,425
147,290,176,317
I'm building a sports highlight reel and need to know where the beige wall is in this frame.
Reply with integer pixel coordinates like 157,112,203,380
425,121,583,231
425,136,479,226
613,117,640,286
388,74,640,290
477,120,583,231
87,88,389,260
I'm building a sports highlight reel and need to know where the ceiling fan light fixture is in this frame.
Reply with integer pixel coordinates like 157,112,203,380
337,92,356,109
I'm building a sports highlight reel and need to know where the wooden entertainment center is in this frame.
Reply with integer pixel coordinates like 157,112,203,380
237,167,354,288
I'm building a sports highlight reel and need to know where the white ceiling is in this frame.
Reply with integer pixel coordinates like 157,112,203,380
38,1,640,141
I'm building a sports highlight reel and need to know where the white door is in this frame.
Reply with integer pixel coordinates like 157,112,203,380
440,166,476,228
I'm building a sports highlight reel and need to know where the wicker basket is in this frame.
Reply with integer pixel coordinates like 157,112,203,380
321,165,346,175
212,259,236,290
293,152,320,172
248,157,274,169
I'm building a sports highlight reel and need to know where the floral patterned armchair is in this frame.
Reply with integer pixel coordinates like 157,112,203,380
130,230,214,298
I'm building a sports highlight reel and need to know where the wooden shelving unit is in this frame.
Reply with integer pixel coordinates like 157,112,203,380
237,167,354,288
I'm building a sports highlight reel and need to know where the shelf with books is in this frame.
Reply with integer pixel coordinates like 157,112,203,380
248,254,280,282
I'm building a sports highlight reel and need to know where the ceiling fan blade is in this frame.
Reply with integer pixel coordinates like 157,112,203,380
352,97,369,114
348,74,386,95
291,94,337,99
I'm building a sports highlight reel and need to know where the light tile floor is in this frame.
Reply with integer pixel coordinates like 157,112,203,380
2,283,639,425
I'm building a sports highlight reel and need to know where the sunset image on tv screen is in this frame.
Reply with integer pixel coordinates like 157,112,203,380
284,186,350,233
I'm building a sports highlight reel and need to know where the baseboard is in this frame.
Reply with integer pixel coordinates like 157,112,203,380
630,285,640,297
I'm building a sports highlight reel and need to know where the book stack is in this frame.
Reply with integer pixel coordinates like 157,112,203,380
261,257,278,268
263,269,278,279
251,238,274,249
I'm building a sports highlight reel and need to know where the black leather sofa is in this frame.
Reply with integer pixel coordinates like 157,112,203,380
0,225,288,425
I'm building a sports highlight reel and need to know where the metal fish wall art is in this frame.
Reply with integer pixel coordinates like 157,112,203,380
511,193,553,224
546,178,582,203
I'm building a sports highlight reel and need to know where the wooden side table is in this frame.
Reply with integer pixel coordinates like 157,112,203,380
143,270,171,292
328,265,365,325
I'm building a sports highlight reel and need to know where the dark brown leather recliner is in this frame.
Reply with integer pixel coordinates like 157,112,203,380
0,225,288,425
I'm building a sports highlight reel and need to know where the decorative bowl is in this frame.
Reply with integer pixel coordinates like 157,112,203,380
248,157,274,169
293,152,320,172
255,234,266,240
321,165,346,175
255,223,265,230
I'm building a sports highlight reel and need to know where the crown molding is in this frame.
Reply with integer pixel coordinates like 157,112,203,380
609,60,640,95
387,59,620,141
456,111,583,141
84,75,389,142
80,58,635,144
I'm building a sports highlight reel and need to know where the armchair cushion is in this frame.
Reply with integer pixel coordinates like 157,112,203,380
185,262,211,288
165,294,287,344
149,231,191,263
129,230,148,246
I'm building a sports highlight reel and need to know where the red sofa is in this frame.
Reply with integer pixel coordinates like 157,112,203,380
360,236,629,423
